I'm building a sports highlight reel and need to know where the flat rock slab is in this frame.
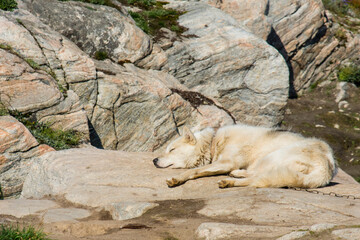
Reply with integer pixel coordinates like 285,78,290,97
0,199,59,218
196,222,294,240
332,228,360,240
42,208,92,223
20,148,360,239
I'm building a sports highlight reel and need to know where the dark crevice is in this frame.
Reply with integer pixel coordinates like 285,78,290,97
170,110,180,135
264,0,270,16
300,24,328,49
88,118,104,149
266,27,297,99
170,88,236,124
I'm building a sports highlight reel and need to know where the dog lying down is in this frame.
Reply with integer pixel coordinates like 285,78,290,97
153,124,338,188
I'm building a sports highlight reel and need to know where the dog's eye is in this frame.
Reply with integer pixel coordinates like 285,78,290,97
169,148,175,153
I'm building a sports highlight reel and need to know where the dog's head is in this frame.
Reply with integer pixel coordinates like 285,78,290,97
153,127,213,169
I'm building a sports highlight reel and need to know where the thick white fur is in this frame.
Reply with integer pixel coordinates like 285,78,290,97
154,124,338,189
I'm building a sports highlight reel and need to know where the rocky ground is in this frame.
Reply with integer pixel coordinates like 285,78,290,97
1,0,360,239
283,79,360,180
1,149,360,240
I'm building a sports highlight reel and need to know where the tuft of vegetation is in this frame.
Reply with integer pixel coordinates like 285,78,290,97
309,81,319,91
337,64,360,86
334,28,348,43
127,0,156,9
355,176,360,183
322,0,360,17
127,1,186,37
0,225,51,240
25,58,41,70
0,0,17,11
0,103,82,150
11,110,82,150
57,0,186,40
94,50,109,60
0,44,12,51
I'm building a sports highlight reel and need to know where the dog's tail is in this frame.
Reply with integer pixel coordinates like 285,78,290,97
300,140,338,188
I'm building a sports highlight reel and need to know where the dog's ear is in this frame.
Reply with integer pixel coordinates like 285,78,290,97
182,126,197,145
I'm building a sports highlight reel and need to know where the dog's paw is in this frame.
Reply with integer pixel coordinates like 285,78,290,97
166,177,182,187
218,179,234,188
229,169,247,178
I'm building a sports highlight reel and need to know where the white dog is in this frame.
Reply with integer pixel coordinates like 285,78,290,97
153,124,338,188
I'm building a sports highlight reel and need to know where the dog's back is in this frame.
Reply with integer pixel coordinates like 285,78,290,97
213,124,337,188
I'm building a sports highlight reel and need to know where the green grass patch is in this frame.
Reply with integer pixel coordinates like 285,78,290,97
322,0,349,16
129,3,186,37
0,0,17,11
0,224,51,240
122,0,186,38
25,58,41,70
94,50,109,60
0,104,82,150
355,176,360,183
309,81,319,92
57,0,186,44
0,44,12,51
322,0,360,17
128,0,156,9
334,28,348,43
11,110,82,150
337,64,360,86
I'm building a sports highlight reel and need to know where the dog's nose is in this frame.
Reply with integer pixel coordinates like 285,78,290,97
153,158,159,165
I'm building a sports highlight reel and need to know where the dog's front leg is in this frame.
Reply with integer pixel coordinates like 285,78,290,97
166,160,236,187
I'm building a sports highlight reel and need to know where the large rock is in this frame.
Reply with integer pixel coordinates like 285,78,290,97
0,10,91,136
161,2,289,127
21,148,360,233
205,0,360,93
0,116,54,197
205,0,272,40
92,60,234,151
23,0,153,64
3,2,235,151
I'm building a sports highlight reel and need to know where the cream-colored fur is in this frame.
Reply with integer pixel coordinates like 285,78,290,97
153,124,338,189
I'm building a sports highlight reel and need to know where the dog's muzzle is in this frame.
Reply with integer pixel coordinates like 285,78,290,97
153,158,172,168
153,158,160,168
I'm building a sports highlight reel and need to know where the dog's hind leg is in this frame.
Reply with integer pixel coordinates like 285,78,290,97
166,160,237,187
229,169,249,178
218,177,252,188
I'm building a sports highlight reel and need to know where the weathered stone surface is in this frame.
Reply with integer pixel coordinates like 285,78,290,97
162,1,289,127
309,223,336,233
205,0,272,40
21,149,360,230
206,0,360,93
23,0,152,64
36,90,89,134
0,116,54,197
0,10,91,136
0,199,59,218
0,48,62,113
42,208,92,223
105,202,158,220
196,222,293,240
276,231,309,240
92,60,234,151
332,228,360,240
45,221,128,238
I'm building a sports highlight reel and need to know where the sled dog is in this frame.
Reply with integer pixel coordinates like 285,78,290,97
153,124,337,188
